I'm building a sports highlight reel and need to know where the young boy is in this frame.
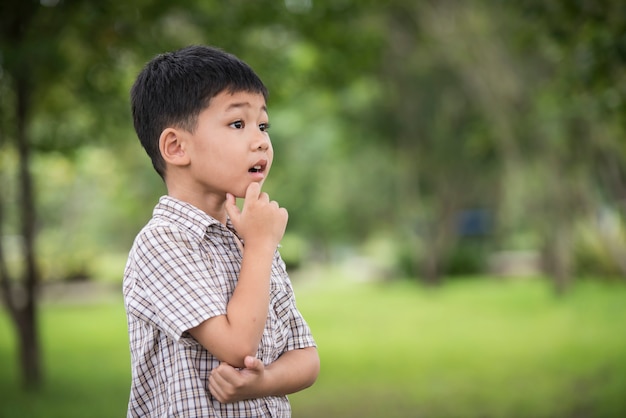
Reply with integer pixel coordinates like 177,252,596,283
123,45,319,417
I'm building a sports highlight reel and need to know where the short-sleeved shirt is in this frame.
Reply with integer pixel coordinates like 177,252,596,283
123,196,316,417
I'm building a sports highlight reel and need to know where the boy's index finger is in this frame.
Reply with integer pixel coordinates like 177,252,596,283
245,182,262,201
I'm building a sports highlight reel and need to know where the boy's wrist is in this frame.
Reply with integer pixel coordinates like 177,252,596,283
243,239,278,256
259,364,277,397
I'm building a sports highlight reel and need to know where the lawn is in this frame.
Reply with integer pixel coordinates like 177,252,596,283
1,274,625,417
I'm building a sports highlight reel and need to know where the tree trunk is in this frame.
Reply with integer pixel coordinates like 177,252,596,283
15,305,41,388
542,226,572,297
14,69,42,389
421,250,443,286
0,0,43,389
419,201,458,287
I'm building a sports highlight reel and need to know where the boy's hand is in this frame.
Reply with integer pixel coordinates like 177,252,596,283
225,182,288,250
209,356,266,403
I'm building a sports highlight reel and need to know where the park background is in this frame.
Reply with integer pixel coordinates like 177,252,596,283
1,0,626,417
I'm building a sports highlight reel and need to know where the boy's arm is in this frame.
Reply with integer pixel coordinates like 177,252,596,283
208,347,320,404
189,183,288,368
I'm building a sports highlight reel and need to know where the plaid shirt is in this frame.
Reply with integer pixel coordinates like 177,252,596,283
123,196,316,417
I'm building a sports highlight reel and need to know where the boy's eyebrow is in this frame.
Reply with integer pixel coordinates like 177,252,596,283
225,102,268,113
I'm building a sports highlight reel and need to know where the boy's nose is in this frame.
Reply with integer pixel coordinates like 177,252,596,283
252,133,270,151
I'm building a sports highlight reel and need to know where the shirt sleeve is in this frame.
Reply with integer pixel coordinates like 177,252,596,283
274,255,317,352
284,286,317,351
126,223,232,343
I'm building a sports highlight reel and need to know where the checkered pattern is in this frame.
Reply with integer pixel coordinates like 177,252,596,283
123,196,316,417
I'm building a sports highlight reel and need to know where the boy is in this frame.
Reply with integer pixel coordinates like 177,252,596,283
123,45,319,417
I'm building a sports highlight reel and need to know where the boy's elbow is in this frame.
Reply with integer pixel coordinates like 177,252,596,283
222,345,258,368
302,347,321,388
311,350,321,384
188,316,260,367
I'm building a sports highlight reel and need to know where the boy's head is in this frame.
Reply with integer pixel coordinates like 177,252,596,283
131,45,269,179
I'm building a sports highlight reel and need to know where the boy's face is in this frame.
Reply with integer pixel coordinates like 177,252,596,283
183,90,272,199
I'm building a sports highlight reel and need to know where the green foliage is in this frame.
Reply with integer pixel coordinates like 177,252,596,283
1,277,625,417
444,238,490,276
278,232,310,270
519,0,626,125
573,210,626,279
33,146,163,281
2,0,626,282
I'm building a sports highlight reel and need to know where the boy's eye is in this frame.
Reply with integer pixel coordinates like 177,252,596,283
230,120,244,129
259,123,271,132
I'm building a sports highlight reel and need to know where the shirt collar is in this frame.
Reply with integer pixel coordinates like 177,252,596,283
153,195,225,240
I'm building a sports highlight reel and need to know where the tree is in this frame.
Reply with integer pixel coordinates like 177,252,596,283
0,0,383,389
0,0,191,388
0,0,47,389
518,0,626,292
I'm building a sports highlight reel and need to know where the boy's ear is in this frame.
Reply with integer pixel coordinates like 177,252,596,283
159,128,190,167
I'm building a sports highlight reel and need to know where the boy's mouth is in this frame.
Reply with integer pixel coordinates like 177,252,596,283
248,161,267,173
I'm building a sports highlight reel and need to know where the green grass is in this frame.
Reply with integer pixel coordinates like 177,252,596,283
0,302,130,418
1,275,626,417
289,277,626,417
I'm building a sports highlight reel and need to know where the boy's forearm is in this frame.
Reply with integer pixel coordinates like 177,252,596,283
207,347,319,404
225,242,275,354
189,243,275,367
262,347,320,396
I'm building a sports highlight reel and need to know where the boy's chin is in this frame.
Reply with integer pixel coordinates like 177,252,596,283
230,181,264,199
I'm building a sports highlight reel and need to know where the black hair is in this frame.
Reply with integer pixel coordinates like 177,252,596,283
130,45,269,179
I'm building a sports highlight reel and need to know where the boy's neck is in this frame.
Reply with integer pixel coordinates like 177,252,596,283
167,186,228,225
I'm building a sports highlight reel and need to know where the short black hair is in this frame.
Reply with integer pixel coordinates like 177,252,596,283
130,45,269,179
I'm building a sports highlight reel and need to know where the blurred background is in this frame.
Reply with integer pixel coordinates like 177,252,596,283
1,0,625,417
